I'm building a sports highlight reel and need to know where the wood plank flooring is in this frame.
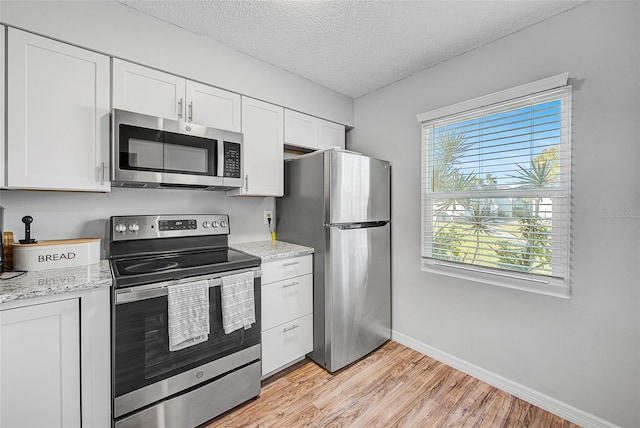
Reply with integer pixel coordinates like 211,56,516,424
204,341,580,428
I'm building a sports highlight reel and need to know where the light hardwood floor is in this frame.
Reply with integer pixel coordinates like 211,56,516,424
204,341,580,427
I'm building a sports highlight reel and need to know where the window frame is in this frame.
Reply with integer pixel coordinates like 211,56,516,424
417,74,571,298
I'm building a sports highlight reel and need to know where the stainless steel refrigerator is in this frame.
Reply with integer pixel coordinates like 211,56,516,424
276,148,391,372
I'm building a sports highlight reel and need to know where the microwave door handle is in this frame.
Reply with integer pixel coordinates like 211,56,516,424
217,141,224,178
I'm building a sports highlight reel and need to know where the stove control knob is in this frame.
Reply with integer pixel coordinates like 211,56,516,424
115,223,127,233
220,220,228,228
211,221,219,228
202,221,211,229
128,223,140,233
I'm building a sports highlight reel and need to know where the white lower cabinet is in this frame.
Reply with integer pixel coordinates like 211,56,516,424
0,299,81,428
0,287,110,428
261,254,313,377
261,314,313,376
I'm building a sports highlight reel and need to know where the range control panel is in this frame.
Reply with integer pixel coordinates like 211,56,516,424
111,214,230,241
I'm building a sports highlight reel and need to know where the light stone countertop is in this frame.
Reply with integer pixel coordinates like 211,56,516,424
0,260,113,305
232,240,314,262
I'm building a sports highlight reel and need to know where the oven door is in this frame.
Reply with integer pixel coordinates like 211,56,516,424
112,269,261,419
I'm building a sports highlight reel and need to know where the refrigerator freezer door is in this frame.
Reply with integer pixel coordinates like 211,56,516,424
326,222,391,372
327,150,390,225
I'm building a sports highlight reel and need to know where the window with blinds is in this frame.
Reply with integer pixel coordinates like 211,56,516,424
420,84,571,295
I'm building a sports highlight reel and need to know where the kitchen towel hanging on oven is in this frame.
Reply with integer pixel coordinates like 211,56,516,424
167,280,210,351
220,271,256,334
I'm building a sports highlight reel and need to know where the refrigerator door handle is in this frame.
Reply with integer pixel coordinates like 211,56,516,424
330,221,389,230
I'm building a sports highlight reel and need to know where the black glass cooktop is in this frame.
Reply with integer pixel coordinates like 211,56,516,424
111,248,260,288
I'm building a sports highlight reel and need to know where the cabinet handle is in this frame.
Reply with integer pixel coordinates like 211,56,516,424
188,101,193,122
282,324,299,333
100,162,105,186
177,98,183,118
282,281,299,288
244,174,248,191
283,261,299,267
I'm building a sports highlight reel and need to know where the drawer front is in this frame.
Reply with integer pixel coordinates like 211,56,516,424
262,274,312,331
261,314,313,376
262,255,312,284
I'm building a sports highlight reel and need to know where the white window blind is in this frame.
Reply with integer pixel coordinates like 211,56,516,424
420,83,571,296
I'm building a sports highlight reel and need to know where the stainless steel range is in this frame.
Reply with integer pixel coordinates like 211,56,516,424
109,214,262,428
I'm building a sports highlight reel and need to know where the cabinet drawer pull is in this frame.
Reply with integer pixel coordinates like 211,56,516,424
282,281,299,288
282,324,299,333
177,98,183,118
188,101,193,122
283,261,299,267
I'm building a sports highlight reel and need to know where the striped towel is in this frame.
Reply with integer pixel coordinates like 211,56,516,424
167,280,210,352
220,271,255,334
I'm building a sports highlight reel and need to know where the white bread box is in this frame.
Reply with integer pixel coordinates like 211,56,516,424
13,238,101,271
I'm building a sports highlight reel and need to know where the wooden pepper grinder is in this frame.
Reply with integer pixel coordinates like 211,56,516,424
19,216,37,244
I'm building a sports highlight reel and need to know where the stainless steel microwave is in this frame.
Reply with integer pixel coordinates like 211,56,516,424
112,109,243,190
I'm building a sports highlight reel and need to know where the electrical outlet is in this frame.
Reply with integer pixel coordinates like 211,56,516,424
264,210,273,225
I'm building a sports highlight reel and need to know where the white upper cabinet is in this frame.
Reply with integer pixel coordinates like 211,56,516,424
284,109,345,151
228,97,283,197
7,28,110,191
112,59,185,121
0,26,5,188
112,59,241,132
317,118,346,150
186,80,241,132
284,109,318,150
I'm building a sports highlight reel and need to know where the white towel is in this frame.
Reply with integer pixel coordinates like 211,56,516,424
167,280,210,352
220,271,256,334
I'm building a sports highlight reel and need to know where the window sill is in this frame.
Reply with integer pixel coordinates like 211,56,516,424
421,259,570,299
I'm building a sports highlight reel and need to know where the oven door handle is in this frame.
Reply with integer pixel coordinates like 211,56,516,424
116,279,220,304
115,269,261,304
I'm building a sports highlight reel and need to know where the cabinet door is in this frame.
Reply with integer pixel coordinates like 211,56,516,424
284,109,318,150
7,29,110,191
262,273,313,331
0,26,5,188
186,80,241,132
228,97,283,196
317,118,345,150
112,58,185,120
0,299,81,428
261,314,313,376
262,254,313,284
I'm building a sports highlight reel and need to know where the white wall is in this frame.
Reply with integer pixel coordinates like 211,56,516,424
0,0,354,253
0,189,274,258
0,0,353,127
350,2,639,427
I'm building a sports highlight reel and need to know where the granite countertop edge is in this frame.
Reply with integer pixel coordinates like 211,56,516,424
232,240,314,262
0,260,113,305
1,240,315,305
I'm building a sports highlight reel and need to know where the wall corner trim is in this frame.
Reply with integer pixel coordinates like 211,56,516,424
391,330,618,428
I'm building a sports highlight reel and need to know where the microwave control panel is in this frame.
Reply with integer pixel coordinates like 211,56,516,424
223,141,241,178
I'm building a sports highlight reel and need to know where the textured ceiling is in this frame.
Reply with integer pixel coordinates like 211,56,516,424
116,0,583,98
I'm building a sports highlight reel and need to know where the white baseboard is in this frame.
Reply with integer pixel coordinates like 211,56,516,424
391,330,618,428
